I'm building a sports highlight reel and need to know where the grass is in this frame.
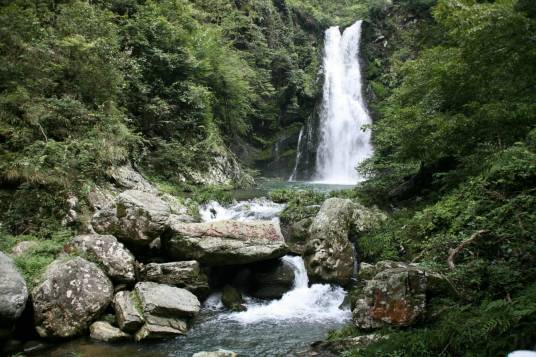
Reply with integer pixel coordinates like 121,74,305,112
0,228,73,290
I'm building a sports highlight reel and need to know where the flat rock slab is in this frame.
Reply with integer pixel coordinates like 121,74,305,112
162,220,288,266
32,257,113,338
140,261,209,297
135,282,200,318
135,323,185,341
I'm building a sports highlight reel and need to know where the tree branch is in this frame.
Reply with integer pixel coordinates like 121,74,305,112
447,230,490,270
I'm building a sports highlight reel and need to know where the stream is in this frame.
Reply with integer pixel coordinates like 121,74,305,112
39,183,353,357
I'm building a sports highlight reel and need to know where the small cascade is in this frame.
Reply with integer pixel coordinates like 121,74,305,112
199,198,285,223
288,127,304,182
226,255,350,324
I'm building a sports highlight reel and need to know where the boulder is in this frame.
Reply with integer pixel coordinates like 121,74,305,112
89,321,130,342
192,351,237,357
32,257,113,338
249,260,295,299
351,203,387,237
303,198,356,286
108,165,156,193
0,252,28,334
221,285,246,312
92,189,171,247
358,262,376,281
135,282,200,318
70,234,137,283
140,261,209,298
283,217,312,255
133,282,200,340
113,291,144,333
10,241,38,257
162,220,288,266
353,263,427,330
87,185,116,212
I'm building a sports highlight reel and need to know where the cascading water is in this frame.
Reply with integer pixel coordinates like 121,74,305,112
47,199,350,356
227,256,349,324
314,20,373,185
288,127,304,182
199,198,285,223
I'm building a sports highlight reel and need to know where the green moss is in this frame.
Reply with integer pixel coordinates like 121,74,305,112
130,291,145,319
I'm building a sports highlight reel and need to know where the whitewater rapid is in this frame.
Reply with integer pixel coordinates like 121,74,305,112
226,256,349,324
199,199,350,326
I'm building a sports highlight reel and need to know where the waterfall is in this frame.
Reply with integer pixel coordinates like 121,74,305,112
288,127,304,181
314,20,373,185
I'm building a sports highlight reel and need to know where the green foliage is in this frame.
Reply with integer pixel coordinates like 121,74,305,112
0,228,73,289
362,0,536,197
0,0,333,233
189,185,234,205
350,284,536,356
276,189,326,224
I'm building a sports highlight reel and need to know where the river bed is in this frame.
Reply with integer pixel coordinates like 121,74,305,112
36,191,352,357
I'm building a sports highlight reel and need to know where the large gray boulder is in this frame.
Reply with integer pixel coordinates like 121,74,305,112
113,291,144,333
92,189,172,247
353,262,427,330
70,234,137,283
0,252,28,334
133,282,200,341
303,198,356,286
162,220,288,266
32,257,113,338
140,261,209,298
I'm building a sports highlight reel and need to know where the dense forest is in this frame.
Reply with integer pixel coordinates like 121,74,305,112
1,0,536,356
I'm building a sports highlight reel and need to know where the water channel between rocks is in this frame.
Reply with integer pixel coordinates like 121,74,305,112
39,181,354,357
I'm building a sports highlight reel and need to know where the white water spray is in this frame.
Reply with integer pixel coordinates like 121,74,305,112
199,198,285,224
226,256,350,324
315,20,373,185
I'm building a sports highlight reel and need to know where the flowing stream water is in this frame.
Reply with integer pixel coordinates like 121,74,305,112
42,197,351,357
35,20,372,357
